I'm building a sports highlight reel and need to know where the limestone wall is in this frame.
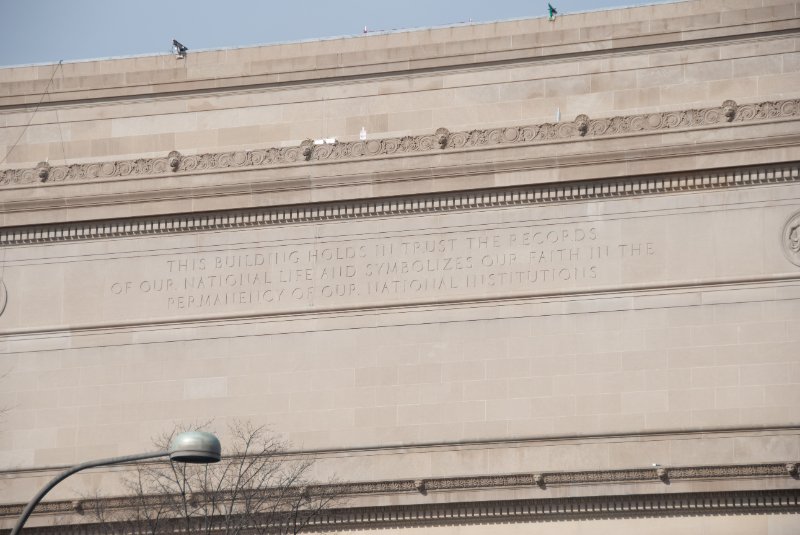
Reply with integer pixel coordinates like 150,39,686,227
1,1,799,533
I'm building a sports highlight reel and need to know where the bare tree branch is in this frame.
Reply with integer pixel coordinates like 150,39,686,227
83,421,344,535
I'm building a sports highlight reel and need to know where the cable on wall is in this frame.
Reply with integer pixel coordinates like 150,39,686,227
54,62,69,166
0,60,63,167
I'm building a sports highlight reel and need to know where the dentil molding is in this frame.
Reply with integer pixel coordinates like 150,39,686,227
1,162,797,246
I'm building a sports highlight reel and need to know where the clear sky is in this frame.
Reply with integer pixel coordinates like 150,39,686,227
0,0,676,67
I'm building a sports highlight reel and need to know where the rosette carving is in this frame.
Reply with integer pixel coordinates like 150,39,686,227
117,161,134,175
734,100,787,122
412,133,434,151
281,145,302,162
519,125,538,141
538,122,558,139
151,155,174,174
399,136,418,151
779,99,800,116
216,151,241,168
383,138,400,154
447,130,468,148
588,117,611,136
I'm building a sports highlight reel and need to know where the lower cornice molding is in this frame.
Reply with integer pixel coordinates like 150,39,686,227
323,462,800,495
7,489,800,534
1,161,797,246
298,489,800,530
2,461,797,520
315,489,800,527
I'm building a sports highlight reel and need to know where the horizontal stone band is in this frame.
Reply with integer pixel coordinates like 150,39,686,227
1,460,796,519
1,162,797,246
1,99,798,188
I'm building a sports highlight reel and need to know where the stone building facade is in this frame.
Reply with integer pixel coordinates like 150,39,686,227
1,0,799,532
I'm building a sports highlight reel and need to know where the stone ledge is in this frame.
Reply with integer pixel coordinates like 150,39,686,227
7,491,800,533
1,461,797,521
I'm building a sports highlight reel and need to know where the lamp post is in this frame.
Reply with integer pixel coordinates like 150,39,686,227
11,431,221,535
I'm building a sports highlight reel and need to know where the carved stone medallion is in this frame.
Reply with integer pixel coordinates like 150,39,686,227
0,279,6,317
783,211,800,267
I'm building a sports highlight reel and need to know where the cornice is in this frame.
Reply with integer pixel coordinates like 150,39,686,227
1,11,796,110
11,490,800,533
2,461,797,520
1,160,797,246
274,489,800,529
325,462,798,495
301,489,799,528
11,490,800,534
1,98,798,191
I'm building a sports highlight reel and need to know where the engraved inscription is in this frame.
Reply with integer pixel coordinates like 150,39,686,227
107,223,656,314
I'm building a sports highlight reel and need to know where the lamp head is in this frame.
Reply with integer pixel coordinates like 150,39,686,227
168,431,221,464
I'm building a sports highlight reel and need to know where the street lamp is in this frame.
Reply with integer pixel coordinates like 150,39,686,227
11,431,221,535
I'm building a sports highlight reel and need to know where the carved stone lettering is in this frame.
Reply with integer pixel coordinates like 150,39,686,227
104,223,657,315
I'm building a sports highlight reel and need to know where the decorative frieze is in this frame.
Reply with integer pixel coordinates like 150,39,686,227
1,163,797,246
1,99,798,188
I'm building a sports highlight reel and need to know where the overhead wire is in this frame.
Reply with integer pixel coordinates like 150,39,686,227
0,59,63,167
0,60,63,306
54,62,69,166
